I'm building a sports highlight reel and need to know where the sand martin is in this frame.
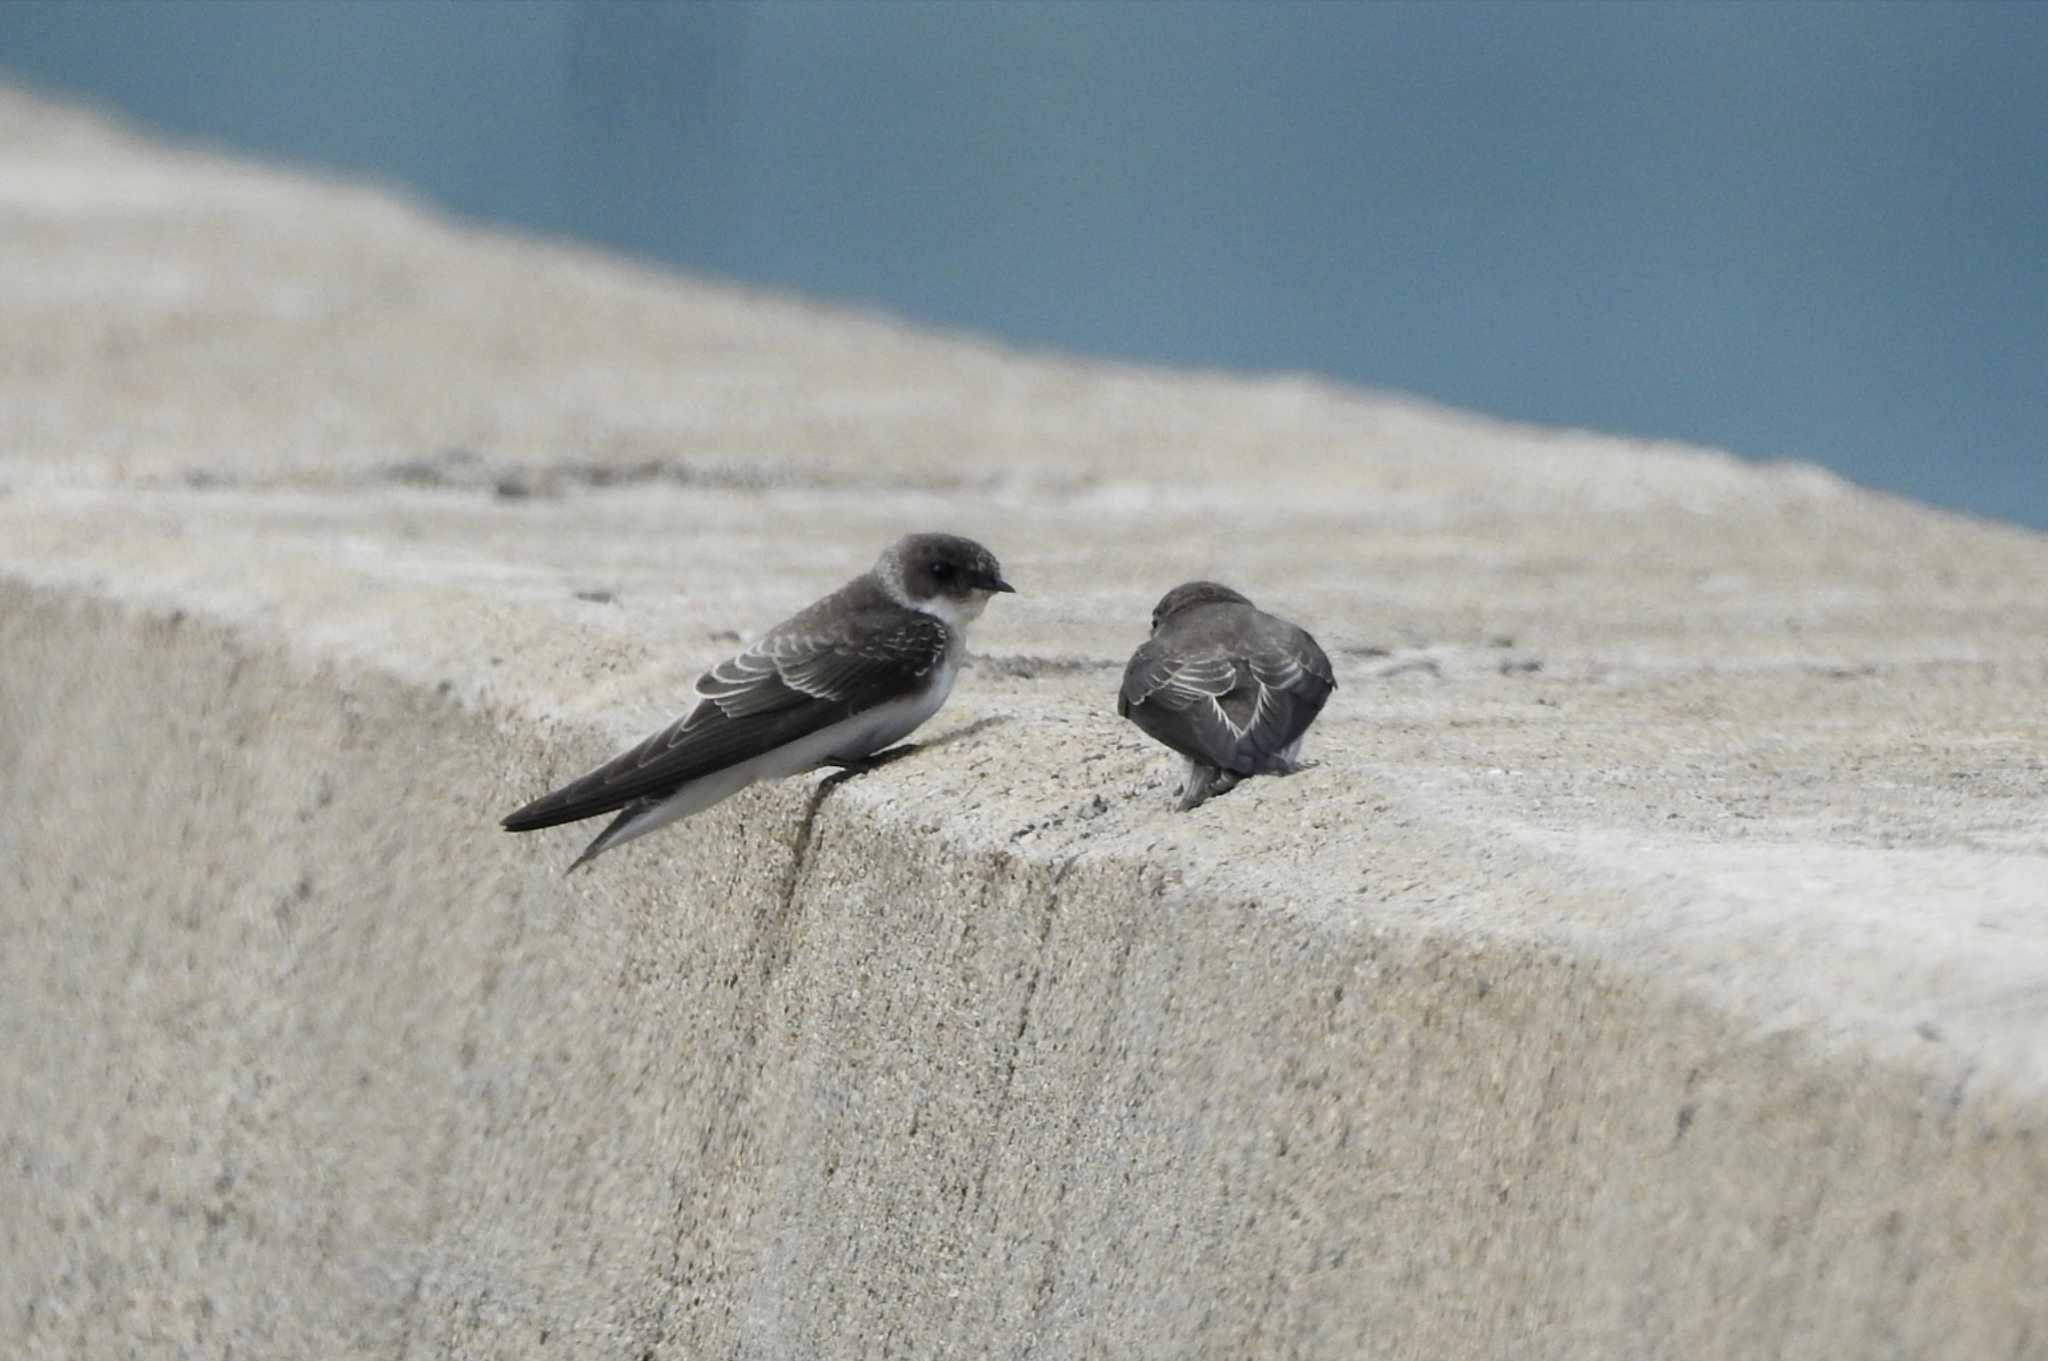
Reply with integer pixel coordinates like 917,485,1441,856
1118,581,1335,811
503,532,1014,870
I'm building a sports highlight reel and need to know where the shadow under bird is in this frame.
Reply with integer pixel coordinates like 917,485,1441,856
502,532,1014,871
1118,581,1336,811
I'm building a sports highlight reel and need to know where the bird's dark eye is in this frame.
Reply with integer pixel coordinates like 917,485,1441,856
928,560,955,581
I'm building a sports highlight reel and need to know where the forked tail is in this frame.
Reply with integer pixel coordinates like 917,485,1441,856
564,799,654,874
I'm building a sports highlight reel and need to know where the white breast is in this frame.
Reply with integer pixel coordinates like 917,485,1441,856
840,649,959,757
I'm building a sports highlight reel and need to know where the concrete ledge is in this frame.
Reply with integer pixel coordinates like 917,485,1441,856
4,88,2047,1358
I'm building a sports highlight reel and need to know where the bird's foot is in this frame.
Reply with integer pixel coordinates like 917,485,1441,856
816,743,923,777
1175,763,1242,811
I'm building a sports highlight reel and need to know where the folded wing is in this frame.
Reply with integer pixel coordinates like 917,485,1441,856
503,611,949,832
1119,626,1334,774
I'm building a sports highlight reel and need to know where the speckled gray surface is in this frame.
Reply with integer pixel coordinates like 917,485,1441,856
3,88,2046,1359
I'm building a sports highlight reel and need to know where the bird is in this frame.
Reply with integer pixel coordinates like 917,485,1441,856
1117,581,1335,811
502,532,1014,871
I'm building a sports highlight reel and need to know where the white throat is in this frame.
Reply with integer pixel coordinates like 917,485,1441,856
912,590,991,631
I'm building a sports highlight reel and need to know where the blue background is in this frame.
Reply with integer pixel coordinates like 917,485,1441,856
4,1,2042,526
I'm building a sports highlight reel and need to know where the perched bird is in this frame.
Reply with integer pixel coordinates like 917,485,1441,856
503,532,1014,870
1118,581,1335,811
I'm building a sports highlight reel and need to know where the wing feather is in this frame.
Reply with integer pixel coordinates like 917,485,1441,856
503,610,950,832
1119,619,1336,775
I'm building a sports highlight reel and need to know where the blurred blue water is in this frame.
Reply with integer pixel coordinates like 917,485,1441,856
4,1,2042,527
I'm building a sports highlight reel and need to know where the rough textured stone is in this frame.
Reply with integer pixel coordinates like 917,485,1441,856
2,87,2045,1360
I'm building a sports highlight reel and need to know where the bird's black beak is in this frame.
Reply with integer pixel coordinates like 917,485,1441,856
984,575,1016,594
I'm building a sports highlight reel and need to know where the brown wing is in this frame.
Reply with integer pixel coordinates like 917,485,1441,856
1119,620,1334,774
502,609,948,832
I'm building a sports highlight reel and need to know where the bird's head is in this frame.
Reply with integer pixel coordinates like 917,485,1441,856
880,532,1015,626
1149,580,1252,633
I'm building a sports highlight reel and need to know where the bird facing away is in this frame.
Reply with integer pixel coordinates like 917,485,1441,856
502,532,1014,871
1118,581,1335,811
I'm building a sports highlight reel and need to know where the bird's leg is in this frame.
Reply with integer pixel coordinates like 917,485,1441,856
1175,760,1247,811
815,743,923,776
816,716,1008,775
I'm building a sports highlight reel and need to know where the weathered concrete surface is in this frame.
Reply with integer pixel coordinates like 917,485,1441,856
3,86,2046,1360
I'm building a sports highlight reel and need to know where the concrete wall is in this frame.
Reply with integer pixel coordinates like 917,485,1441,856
3,88,2045,1359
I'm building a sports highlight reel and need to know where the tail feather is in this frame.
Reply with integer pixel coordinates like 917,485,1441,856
1176,759,1242,811
564,801,650,874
